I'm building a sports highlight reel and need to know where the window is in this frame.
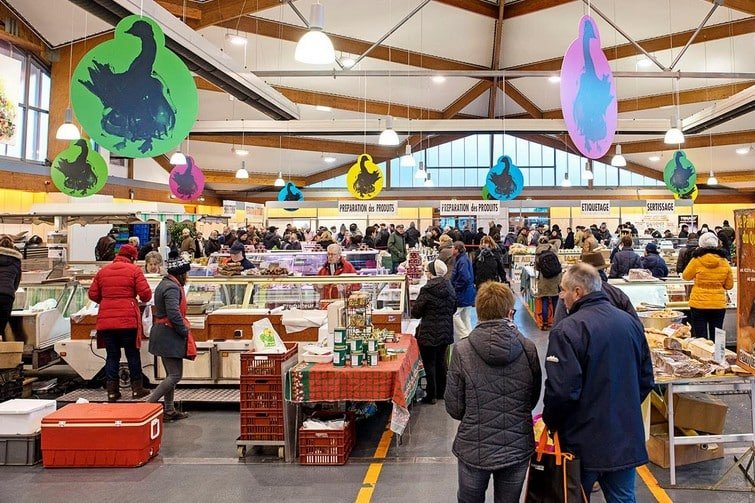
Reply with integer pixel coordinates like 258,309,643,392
0,42,49,163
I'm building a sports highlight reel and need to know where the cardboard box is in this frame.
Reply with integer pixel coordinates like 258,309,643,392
647,424,724,468
672,392,728,434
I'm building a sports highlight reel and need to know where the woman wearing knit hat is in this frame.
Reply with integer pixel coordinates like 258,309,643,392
88,244,153,402
410,259,456,404
682,232,734,340
147,251,192,421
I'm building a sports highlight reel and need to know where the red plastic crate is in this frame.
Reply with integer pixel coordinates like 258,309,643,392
240,343,297,377
240,412,284,441
299,412,356,466
240,380,284,411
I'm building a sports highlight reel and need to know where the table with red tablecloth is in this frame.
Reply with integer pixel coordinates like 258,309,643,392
285,334,422,434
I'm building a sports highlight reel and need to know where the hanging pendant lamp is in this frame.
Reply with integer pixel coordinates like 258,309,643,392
295,2,336,65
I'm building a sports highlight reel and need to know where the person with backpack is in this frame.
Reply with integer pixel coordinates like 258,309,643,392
474,236,506,287
534,236,562,330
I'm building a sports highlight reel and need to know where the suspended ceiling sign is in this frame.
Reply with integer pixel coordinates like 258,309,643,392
338,201,398,216
580,200,611,216
71,15,198,158
560,16,617,159
645,200,676,215
439,200,502,217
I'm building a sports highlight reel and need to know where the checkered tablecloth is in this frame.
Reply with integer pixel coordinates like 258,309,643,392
286,334,422,434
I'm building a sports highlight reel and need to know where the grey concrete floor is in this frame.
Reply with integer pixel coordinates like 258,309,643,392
3,299,755,502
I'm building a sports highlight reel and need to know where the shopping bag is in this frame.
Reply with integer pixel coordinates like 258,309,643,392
252,317,287,353
525,430,587,503
185,330,197,361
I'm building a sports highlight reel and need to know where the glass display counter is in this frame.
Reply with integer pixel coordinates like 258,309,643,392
202,250,381,277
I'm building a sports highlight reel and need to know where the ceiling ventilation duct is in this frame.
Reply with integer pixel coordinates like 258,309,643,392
682,85,755,135
69,0,299,120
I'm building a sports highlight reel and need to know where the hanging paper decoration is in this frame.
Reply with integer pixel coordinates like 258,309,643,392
278,182,304,212
560,16,617,159
169,155,204,200
484,155,524,201
674,185,699,202
663,150,697,196
71,15,198,158
346,154,384,200
51,139,108,197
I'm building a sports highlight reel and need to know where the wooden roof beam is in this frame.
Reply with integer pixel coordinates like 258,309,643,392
508,17,755,72
715,170,755,184
488,1,506,118
542,81,755,118
155,1,202,21
705,0,755,16
225,17,486,72
195,0,285,29
497,81,543,119
435,0,576,19
204,171,307,186
188,134,398,158
618,130,755,154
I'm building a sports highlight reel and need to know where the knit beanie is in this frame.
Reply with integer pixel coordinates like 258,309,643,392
698,232,719,249
426,259,447,278
166,250,191,276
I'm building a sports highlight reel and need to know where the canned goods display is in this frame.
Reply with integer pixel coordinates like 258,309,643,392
350,353,364,367
334,327,347,345
367,352,379,366
365,339,377,353
333,345,348,367
349,339,364,353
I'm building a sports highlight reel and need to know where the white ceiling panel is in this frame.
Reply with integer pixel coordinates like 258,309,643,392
6,0,112,47
253,0,494,67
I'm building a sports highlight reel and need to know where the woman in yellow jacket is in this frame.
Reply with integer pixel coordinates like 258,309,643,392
682,232,734,339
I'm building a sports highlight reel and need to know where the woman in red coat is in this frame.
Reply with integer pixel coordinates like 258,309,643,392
88,244,153,402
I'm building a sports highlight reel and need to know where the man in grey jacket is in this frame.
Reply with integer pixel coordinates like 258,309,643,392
446,282,541,503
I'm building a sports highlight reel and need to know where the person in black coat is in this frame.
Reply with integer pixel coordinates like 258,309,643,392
676,233,698,274
609,234,642,278
262,227,281,250
544,263,653,500
445,281,541,502
411,259,456,404
472,227,486,246
641,243,669,278
405,222,421,249
0,236,22,333
563,227,575,249
474,236,506,287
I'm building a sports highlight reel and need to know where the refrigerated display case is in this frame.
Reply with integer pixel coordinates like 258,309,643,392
201,250,382,277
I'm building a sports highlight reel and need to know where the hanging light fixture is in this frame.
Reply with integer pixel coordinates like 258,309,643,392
274,171,285,187
610,145,627,167
414,160,427,179
232,146,249,157
294,1,335,65
56,107,81,140
664,80,685,145
321,153,336,164
235,160,249,179
423,172,433,187
561,172,572,187
707,170,718,185
582,160,593,181
378,116,400,146
225,32,247,46
169,150,186,165
339,53,356,68
57,35,80,140
736,146,752,155
400,144,416,167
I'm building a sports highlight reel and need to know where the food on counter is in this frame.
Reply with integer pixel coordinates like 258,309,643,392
260,266,290,276
347,293,370,308
645,309,684,319
627,269,655,281
218,261,244,276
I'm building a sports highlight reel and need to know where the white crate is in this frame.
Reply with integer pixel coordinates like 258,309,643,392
0,399,57,435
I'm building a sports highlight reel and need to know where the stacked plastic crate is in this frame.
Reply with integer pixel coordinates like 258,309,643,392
239,343,297,442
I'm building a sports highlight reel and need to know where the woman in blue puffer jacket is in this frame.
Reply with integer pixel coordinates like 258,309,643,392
641,243,669,278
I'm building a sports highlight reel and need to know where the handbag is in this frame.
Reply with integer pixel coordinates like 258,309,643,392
525,430,587,503
185,331,197,361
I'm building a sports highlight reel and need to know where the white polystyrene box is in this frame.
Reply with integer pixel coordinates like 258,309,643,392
0,399,57,435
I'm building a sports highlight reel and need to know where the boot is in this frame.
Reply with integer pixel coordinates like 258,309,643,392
106,381,121,403
131,377,150,400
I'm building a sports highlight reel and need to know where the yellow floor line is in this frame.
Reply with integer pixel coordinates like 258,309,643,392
637,465,674,503
354,426,394,503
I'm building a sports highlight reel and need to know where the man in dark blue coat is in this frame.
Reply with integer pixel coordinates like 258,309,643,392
451,241,476,341
543,263,654,502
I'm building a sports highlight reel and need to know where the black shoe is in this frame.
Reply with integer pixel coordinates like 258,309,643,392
164,410,189,422
131,377,150,400
106,381,121,403
420,397,437,405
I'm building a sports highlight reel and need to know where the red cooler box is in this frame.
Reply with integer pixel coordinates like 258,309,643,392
41,403,163,468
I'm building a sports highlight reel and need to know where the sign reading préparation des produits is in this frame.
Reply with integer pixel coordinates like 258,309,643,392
580,200,611,216
439,200,501,216
338,200,398,216
645,200,675,215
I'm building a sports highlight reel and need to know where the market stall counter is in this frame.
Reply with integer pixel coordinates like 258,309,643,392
286,333,422,436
